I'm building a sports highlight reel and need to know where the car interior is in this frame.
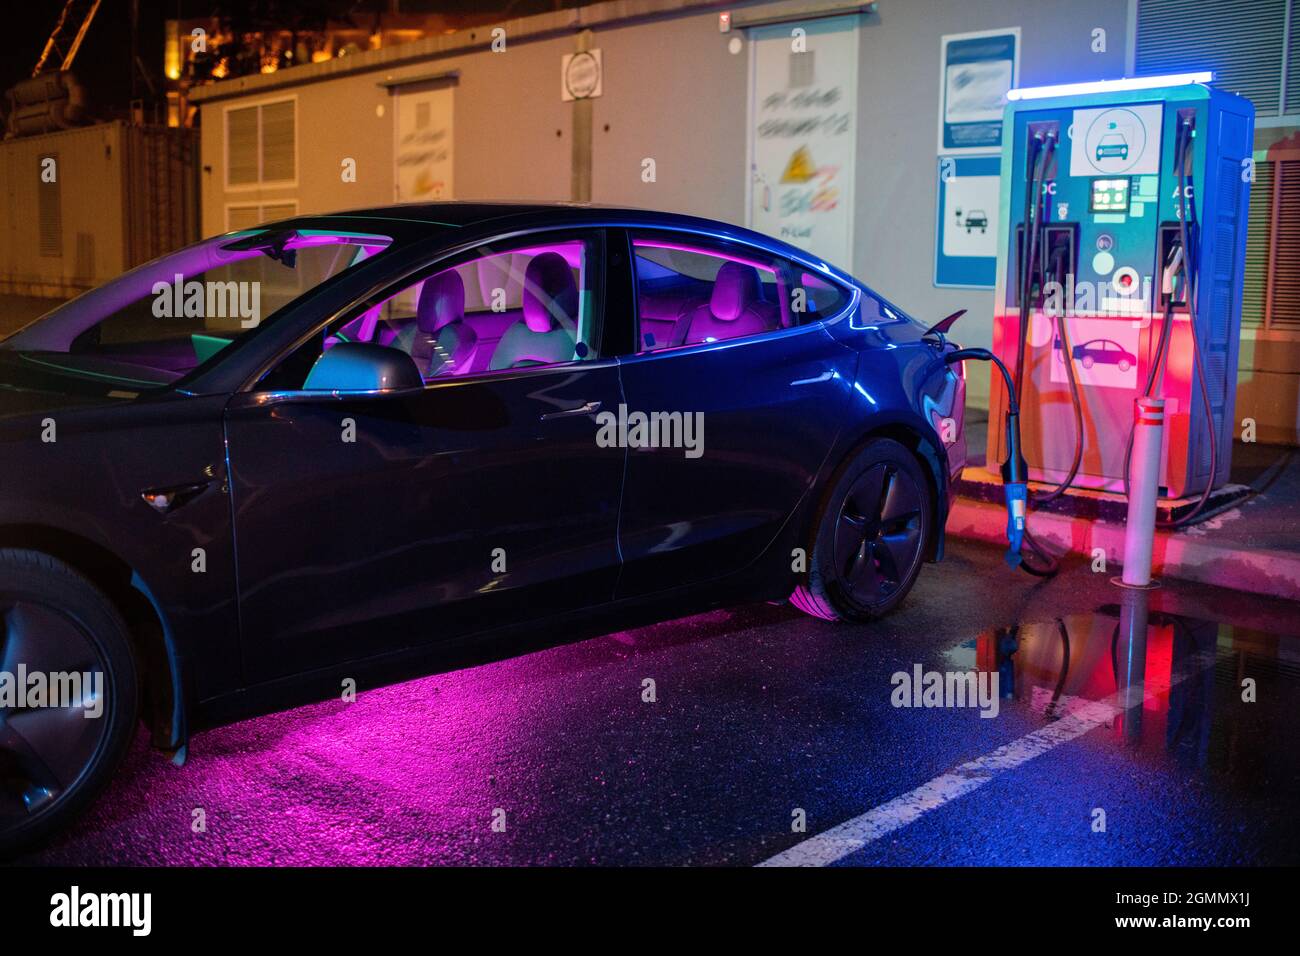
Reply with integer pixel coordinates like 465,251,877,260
327,240,596,381
631,239,790,351
318,234,850,384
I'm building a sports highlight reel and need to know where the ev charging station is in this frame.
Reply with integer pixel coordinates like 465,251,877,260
986,75,1255,511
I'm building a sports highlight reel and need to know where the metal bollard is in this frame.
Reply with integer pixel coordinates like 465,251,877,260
1121,397,1165,588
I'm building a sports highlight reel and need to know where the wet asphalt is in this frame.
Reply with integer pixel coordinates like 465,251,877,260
9,538,1299,866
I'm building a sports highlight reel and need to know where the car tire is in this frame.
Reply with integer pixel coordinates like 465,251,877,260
0,549,139,856
1118,359,1131,372
1082,356,1094,369
791,438,932,623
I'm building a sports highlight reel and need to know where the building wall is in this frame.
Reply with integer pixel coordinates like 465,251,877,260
0,123,128,298
588,8,749,219
0,121,198,299
197,32,578,232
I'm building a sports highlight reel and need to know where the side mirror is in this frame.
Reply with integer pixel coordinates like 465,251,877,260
303,342,423,393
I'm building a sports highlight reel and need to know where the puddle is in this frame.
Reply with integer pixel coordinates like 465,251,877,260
945,592,1300,788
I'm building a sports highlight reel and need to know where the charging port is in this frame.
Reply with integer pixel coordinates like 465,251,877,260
1012,223,1078,308
1157,224,1191,309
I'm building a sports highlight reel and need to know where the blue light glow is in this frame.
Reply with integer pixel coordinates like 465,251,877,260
1005,71,1213,101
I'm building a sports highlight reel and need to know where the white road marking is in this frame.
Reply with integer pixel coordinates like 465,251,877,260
757,653,1211,867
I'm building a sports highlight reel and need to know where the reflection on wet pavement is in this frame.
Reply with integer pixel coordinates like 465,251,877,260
958,590,1298,793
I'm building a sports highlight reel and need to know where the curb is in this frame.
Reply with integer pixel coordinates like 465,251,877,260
946,496,1300,603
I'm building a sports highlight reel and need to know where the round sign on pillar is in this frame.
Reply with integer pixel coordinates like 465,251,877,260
561,49,603,101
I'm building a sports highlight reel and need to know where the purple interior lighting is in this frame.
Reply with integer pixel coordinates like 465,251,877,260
632,238,777,275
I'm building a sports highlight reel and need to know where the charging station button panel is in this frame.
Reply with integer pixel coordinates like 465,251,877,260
1090,177,1131,214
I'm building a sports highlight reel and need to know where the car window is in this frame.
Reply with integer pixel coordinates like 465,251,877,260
631,237,786,351
798,271,853,322
2,230,390,391
263,233,603,390
630,234,851,352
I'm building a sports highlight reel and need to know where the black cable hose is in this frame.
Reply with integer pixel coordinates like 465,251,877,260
1019,527,1060,577
1171,124,1220,527
1120,120,1220,528
1005,130,1066,576
1044,618,1071,719
1123,298,1176,495
1013,135,1046,399
1028,137,1086,505
945,345,1060,577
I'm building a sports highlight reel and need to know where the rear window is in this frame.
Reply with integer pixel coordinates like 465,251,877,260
798,271,853,321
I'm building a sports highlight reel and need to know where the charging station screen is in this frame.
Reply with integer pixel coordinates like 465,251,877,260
1090,177,1131,213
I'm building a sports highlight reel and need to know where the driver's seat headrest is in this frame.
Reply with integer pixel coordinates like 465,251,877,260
417,270,465,333
710,261,761,321
522,252,579,333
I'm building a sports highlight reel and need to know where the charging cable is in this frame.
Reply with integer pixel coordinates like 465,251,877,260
1121,118,1219,527
941,346,1057,576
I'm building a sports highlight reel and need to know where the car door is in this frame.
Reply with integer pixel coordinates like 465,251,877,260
223,229,626,682
613,229,858,599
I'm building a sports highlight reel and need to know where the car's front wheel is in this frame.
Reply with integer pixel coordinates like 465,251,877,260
0,549,138,855
791,438,932,622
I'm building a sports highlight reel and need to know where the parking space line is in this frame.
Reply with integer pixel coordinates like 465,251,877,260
757,654,1213,867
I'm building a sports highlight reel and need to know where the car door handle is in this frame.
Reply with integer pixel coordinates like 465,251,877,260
540,401,602,421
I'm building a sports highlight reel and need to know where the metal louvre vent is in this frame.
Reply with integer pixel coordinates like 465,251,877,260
1289,3,1300,113
1242,159,1274,328
227,203,298,232
1210,284,1230,342
226,106,259,186
1272,160,1300,329
38,153,62,258
1136,0,1288,115
260,202,296,222
226,100,295,186
226,205,261,231
260,100,295,183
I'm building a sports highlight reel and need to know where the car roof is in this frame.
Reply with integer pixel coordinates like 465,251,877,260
252,202,853,277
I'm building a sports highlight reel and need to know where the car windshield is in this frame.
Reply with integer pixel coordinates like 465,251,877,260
0,228,391,393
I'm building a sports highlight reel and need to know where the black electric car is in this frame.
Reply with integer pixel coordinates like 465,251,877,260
0,204,967,850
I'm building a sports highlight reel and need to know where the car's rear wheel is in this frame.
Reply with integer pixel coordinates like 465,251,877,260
0,549,138,855
791,438,932,622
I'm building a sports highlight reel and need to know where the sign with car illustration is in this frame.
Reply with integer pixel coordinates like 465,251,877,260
1073,337,1136,371
1096,132,1129,162
1049,317,1139,389
1069,104,1164,177
935,154,1000,287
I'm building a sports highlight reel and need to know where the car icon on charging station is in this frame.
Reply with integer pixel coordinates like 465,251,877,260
1096,132,1129,162
1072,337,1136,371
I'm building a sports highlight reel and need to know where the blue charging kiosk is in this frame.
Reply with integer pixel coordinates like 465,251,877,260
988,77,1254,499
